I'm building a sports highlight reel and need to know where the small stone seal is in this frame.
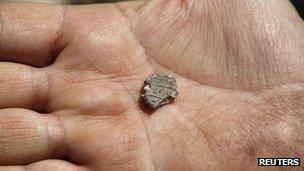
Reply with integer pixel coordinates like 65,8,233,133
141,73,178,109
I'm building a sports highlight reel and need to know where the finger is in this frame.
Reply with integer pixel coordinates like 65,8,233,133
0,159,88,171
0,109,64,165
0,3,67,67
0,62,49,112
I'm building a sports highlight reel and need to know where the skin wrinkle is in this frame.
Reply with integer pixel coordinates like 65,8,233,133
138,1,184,45
77,51,108,77
121,83,155,170
151,10,188,69
141,0,303,92
87,114,146,169
254,3,274,89
55,72,107,89
66,116,111,165
49,113,66,159
85,130,119,165
194,1,209,73
192,92,224,125
253,84,304,117
59,71,142,94
257,1,302,88
217,1,239,89
199,128,234,170
52,80,131,113
0,124,38,141
114,4,157,170
0,5,3,47
0,110,47,164
42,68,54,113
139,0,241,91
275,120,302,154
221,1,251,89
0,65,44,112
148,55,247,94
144,2,169,38
80,98,133,117
171,7,200,74
260,1,283,76
30,67,38,111
30,69,46,112
241,89,304,159
148,44,247,170
90,48,153,82
72,20,147,79
205,0,223,74
49,5,68,66
195,93,250,167
174,104,222,169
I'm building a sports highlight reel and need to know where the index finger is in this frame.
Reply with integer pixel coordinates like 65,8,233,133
0,3,67,67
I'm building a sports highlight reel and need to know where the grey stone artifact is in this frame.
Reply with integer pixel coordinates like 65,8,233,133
141,74,178,109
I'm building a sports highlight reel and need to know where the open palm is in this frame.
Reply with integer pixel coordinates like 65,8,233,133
0,0,303,170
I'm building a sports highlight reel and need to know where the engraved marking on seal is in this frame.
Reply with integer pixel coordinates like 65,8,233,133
141,74,178,108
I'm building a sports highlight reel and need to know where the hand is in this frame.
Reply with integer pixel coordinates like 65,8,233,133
0,0,303,170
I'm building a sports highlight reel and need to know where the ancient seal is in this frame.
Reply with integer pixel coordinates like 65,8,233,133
141,74,178,109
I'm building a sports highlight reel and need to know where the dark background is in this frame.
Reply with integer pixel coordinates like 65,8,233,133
1,0,303,20
290,0,304,19
73,0,304,20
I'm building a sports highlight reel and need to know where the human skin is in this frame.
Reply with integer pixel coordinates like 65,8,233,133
0,0,303,170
